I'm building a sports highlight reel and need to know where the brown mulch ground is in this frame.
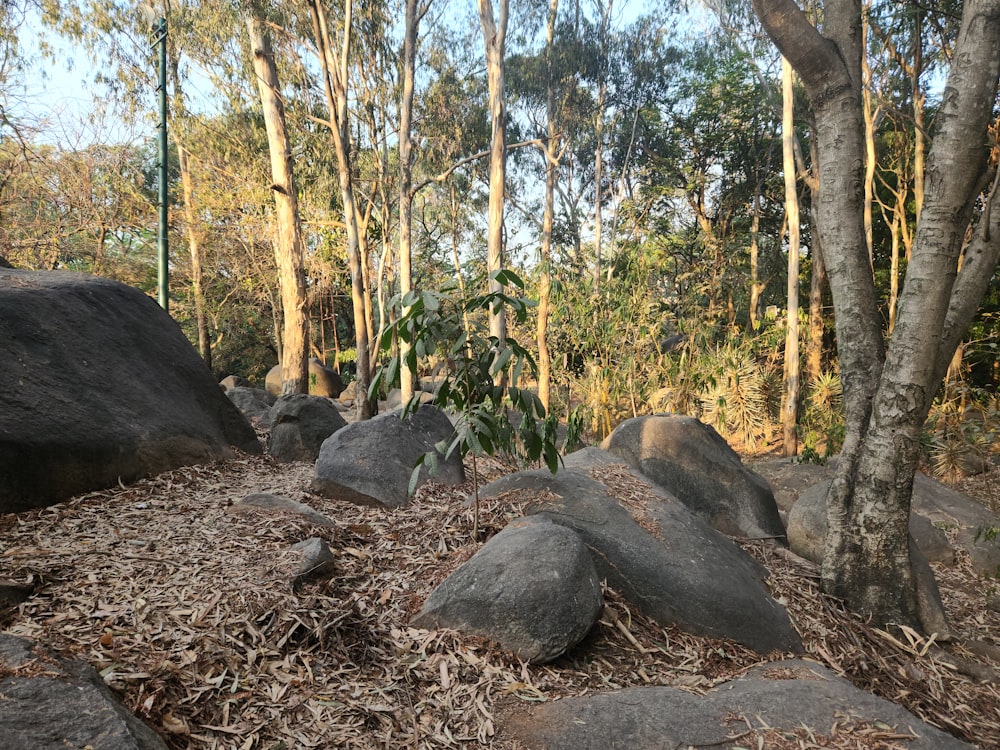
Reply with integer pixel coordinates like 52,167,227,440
2,453,1000,750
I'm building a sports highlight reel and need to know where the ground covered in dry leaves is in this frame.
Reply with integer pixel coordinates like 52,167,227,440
2,449,1000,750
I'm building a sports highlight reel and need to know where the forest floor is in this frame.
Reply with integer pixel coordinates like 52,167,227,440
2,442,1000,750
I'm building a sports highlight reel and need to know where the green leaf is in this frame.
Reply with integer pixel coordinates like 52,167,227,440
408,454,428,496
491,347,513,377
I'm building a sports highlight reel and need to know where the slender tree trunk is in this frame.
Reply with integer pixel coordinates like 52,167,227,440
591,0,611,290
781,57,800,457
862,16,878,269
805,128,826,387
247,11,308,395
806,238,826,385
168,43,212,371
888,187,902,333
309,0,373,419
177,144,212,371
749,188,764,331
537,0,559,411
912,10,926,226
478,0,509,357
398,0,419,403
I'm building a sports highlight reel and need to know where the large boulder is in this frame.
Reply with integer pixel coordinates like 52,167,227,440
413,517,603,663
480,454,802,655
0,633,169,749
749,456,831,513
267,394,348,462
312,404,464,508
600,414,786,541
505,659,973,750
265,358,345,398
0,269,261,513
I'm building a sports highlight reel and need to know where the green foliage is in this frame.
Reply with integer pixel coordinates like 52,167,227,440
800,370,845,459
696,343,771,452
925,384,997,484
371,271,560,500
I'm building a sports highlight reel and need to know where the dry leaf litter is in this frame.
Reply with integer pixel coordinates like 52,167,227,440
2,452,999,749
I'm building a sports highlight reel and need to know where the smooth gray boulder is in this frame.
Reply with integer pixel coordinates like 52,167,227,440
312,404,464,508
0,633,169,750
413,517,603,663
756,459,1000,574
957,525,1000,578
268,394,348,463
505,659,973,750
0,269,261,513
750,457,832,513
385,387,434,410
225,386,276,426
480,461,802,655
600,414,786,540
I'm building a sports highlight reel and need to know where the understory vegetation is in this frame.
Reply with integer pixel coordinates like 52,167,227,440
1,0,997,480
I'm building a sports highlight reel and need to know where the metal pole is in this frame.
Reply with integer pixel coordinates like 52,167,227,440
155,17,169,313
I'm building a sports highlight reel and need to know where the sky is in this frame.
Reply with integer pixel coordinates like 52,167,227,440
14,9,155,147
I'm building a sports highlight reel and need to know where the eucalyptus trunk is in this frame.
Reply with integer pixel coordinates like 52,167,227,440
397,0,419,403
478,0,509,356
177,144,212,371
247,11,308,396
308,0,373,419
537,0,559,411
781,56,800,457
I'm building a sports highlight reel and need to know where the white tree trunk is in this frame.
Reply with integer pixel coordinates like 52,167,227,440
247,11,308,396
781,56,800,457
478,0,509,355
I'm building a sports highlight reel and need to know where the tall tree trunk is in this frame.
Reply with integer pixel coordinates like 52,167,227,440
177,144,212,371
806,237,826,385
537,0,559,411
749,189,764,331
167,44,213,372
398,0,420,403
781,56,800,457
888,184,903,333
805,128,826,386
862,15,878,269
308,0,373,419
247,10,308,395
753,0,1000,630
591,0,612,290
911,9,926,226
478,0,509,358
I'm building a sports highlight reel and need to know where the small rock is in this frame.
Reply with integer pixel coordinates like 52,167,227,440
230,493,336,527
289,537,336,583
